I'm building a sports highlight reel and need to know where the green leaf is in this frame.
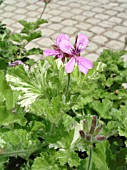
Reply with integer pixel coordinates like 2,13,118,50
31,152,65,170
93,99,112,119
0,58,8,70
0,129,40,159
92,141,112,170
19,19,48,33
56,149,80,167
23,31,42,42
10,33,23,43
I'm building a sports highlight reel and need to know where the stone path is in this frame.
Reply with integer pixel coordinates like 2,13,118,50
0,0,127,61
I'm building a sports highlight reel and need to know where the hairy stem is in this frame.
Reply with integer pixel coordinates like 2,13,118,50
87,147,93,170
39,3,47,19
66,73,70,97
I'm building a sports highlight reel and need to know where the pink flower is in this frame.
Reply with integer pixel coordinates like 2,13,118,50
44,34,70,59
59,34,93,74
44,33,93,75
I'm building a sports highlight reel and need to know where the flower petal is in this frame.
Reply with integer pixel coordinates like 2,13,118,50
65,57,75,73
76,57,93,69
56,34,70,47
43,49,60,56
78,64,88,74
59,40,74,55
76,34,89,53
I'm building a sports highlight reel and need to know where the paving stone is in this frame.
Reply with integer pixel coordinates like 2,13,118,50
69,2,81,7
89,2,100,7
113,26,127,34
92,35,108,44
99,21,115,28
41,28,54,37
11,15,26,20
90,26,105,34
16,2,27,8
82,11,96,17
92,7,105,13
48,4,60,9
118,35,126,42
71,8,83,14
48,23,63,31
106,40,124,50
58,6,71,11
14,9,27,14
4,6,16,12
72,15,86,22
108,17,122,24
86,42,98,52
61,27,78,35
113,6,125,12
60,12,74,18
57,1,69,5
104,31,120,39
27,11,40,17
117,12,127,19
61,19,77,26
80,31,94,38
80,5,92,10
123,21,127,26
12,22,24,30
108,2,119,6
42,13,52,20
47,9,62,16
2,12,15,18
37,37,53,48
85,53,99,62
104,10,118,16
75,23,92,30
101,5,113,9
97,47,107,54
2,18,16,25
95,14,109,20
26,5,39,11
86,18,101,25
50,16,64,23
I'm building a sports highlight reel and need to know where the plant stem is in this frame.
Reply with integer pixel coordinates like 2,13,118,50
66,73,70,97
87,147,93,170
39,3,47,19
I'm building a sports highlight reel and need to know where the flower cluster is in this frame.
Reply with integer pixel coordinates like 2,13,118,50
79,116,106,143
44,34,93,75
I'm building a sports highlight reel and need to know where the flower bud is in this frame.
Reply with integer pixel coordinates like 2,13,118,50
85,134,92,142
95,124,103,135
96,135,106,141
79,130,85,139
89,115,97,135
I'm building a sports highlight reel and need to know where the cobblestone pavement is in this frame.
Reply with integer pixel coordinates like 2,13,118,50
0,0,127,61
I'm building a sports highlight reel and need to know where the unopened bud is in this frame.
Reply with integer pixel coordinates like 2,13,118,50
95,124,103,135
83,120,89,133
85,134,92,142
96,135,106,141
89,115,97,135
79,130,85,139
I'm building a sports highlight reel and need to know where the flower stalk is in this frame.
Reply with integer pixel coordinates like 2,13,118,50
87,147,93,170
66,73,71,97
39,2,47,19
